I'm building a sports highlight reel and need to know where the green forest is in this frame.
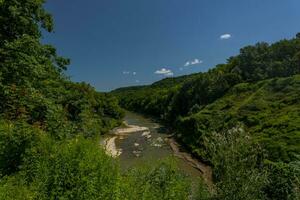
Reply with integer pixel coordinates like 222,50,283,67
113,34,300,198
0,0,299,199
0,0,193,199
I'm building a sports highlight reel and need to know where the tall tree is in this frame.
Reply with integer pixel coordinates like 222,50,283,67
0,0,69,87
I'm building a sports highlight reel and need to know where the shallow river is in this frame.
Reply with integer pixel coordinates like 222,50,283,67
114,111,203,179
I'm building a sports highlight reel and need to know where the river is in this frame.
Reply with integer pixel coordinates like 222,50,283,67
102,111,212,183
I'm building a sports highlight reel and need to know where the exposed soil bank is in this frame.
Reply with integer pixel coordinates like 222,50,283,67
166,138,213,186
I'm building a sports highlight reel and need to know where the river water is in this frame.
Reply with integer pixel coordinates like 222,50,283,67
114,111,203,179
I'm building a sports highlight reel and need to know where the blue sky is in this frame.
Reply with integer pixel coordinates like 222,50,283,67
43,0,300,91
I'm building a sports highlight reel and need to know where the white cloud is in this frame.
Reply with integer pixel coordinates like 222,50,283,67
123,71,137,75
183,58,203,67
165,72,174,76
220,34,231,40
191,58,202,65
135,80,140,83
155,68,174,76
155,68,171,74
184,61,190,67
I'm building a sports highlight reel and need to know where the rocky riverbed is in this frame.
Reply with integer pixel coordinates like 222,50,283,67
101,111,212,185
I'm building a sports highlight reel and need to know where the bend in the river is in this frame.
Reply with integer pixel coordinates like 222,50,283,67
101,111,212,185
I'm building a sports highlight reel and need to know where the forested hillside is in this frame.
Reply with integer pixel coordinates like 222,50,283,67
0,1,198,199
1,0,299,199
113,34,300,199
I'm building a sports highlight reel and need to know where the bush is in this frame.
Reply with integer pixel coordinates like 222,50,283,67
120,159,191,200
0,175,36,200
206,126,268,200
22,137,120,200
0,120,41,177
263,161,300,200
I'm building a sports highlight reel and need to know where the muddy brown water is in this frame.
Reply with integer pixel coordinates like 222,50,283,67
114,111,205,180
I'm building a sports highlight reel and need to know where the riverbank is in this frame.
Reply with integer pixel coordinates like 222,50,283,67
102,136,121,157
166,138,213,186
102,121,149,157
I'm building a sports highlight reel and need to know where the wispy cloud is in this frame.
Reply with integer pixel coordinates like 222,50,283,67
191,58,202,65
155,68,174,76
184,58,203,67
123,71,137,75
184,61,190,67
135,80,140,83
220,33,231,40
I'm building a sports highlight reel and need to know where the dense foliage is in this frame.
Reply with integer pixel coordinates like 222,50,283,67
113,34,300,198
0,1,198,199
0,0,197,200
0,135,194,200
1,0,299,199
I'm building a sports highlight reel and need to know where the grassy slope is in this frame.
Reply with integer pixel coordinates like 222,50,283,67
179,75,300,163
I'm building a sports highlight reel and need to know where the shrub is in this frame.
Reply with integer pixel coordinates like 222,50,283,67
0,120,41,177
0,175,36,200
23,137,120,200
120,159,191,200
263,160,300,200
206,126,268,200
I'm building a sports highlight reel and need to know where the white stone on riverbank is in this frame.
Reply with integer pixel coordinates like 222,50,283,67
150,137,164,147
112,122,149,135
103,137,122,158
141,131,150,136
132,150,142,157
